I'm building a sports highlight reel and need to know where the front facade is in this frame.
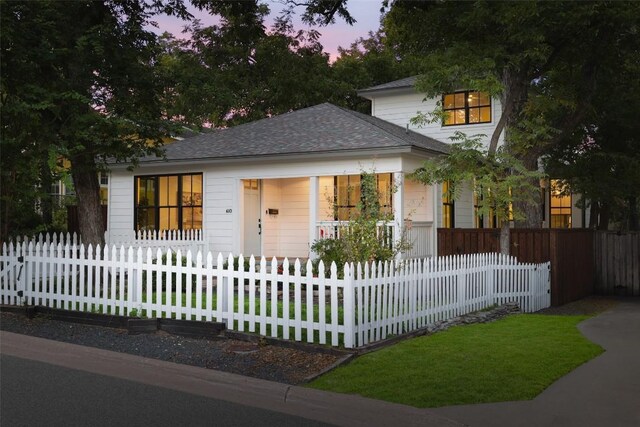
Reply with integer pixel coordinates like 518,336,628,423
107,103,446,259
105,77,588,260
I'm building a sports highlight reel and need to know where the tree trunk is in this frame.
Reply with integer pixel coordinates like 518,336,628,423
40,158,54,229
598,201,610,230
513,154,543,228
70,156,105,247
589,201,599,229
499,221,510,256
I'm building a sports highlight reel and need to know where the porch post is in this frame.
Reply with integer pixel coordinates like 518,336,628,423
309,176,319,259
393,172,404,259
432,183,438,257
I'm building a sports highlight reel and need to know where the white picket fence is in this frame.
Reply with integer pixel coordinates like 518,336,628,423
0,238,550,349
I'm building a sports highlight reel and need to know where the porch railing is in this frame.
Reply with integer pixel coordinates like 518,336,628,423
107,229,207,255
316,220,434,258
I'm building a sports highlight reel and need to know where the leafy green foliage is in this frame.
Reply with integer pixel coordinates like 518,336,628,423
411,133,544,225
311,170,410,271
309,314,603,407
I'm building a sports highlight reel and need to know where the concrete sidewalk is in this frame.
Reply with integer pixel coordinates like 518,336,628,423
432,298,640,427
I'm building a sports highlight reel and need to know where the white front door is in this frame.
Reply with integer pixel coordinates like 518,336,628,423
243,179,261,257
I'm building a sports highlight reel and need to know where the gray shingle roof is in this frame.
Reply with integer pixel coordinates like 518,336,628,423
139,103,448,163
358,76,418,94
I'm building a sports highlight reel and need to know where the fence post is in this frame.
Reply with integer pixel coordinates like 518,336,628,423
343,262,355,349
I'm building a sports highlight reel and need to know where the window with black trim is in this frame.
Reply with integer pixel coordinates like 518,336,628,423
550,179,572,228
134,173,203,231
334,174,393,221
442,180,455,228
473,189,483,228
443,91,491,126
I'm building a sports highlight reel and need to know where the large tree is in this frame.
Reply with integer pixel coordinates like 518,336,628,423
1,0,194,245
295,0,640,229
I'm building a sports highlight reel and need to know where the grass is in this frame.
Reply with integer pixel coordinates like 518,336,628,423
308,314,603,408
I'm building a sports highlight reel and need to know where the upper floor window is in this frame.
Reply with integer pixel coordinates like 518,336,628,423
443,91,491,126
134,173,203,231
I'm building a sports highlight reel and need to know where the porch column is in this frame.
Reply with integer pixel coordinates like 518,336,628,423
393,172,404,259
432,183,438,258
309,176,319,259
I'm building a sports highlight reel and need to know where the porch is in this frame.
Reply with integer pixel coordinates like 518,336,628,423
244,173,437,260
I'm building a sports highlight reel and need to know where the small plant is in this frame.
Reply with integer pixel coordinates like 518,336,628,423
128,308,140,318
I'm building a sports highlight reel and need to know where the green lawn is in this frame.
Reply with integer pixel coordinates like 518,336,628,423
308,314,603,407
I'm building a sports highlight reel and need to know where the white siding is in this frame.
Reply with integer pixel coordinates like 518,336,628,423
404,178,432,222
371,91,504,149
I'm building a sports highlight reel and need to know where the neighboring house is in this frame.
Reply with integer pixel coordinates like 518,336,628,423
358,76,589,229
106,103,448,259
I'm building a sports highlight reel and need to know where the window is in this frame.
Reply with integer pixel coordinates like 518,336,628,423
473,189,483,228
442,180,455,228
134,173,203,231
443,91,491,126
334,174,393,221
550,179,572,228
99,172,109,186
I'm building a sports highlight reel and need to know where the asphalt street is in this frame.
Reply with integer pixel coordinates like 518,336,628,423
0,354,332,427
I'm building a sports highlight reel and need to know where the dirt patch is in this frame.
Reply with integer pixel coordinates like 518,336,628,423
0,311,340,385
537,296,619,316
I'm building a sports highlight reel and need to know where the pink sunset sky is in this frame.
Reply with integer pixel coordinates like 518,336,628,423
152,0,385,61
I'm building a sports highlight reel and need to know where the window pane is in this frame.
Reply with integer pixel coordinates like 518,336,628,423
137,178,155,207
181,207,203,230
377,174,392,208
444,111,455,125
159,176,178,206
469,108,480,123
136,208,155,230
159,207,179,230
444,94,455,109
455,109,466,124
468,92,480,107
479,92,490,106
480,106,491,122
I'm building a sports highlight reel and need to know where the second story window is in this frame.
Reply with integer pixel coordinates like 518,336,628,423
443,91,491,126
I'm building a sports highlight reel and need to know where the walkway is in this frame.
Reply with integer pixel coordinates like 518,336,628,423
432,298,640,426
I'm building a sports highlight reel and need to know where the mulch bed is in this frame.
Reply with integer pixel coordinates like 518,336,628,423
0,311,341,385
536,296,619,316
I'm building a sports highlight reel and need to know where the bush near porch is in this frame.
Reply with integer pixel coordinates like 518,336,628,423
308,314,603,407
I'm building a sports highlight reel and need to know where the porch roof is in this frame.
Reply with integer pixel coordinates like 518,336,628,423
136,103,449,164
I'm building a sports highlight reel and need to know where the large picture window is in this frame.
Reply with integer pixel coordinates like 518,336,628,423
443,91,491,126
134,173,203,231
334,174,393,221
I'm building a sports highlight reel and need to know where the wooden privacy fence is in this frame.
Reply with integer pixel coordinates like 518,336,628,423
595,231,640,296
438,228,594,306
1,238,550,349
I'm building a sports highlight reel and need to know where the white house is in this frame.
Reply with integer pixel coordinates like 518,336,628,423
358,76,589,229
106,103,448,259
105,77,588,259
